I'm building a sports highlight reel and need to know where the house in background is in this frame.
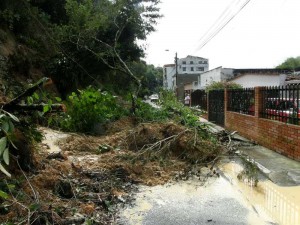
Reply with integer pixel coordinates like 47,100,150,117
177,55,209,75
163,64,176,90
193,67,234,90
189,67,296,91
163,55,209,91
228,69,288,87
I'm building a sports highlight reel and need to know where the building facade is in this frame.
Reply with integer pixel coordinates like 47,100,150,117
163,55,209,90
178,55,209,74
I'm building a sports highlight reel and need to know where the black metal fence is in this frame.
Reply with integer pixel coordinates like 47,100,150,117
208,90,224,126
191,89,207,111
227,88,255,116
261,85,300,125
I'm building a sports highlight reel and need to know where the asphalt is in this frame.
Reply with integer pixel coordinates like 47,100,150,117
199,117,300,187
118,177,273,225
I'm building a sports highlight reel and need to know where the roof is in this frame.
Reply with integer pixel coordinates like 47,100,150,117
183,55,208,60
232,68,294,76
163,64,175,67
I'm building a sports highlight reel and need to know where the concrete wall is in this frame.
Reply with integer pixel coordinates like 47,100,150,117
163,65,176,90
224,87,300,161
200,67,223,88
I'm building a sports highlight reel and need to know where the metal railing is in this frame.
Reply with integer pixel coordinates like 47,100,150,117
227,88,255,116
191,89,207,111
261,85,300,125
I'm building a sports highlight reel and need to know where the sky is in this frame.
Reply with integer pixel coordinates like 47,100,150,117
142,0,300,69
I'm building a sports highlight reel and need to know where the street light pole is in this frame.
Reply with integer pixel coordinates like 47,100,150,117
175,52,178,87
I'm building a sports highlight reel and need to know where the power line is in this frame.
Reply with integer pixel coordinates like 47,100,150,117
194,0,252,52
197,0,239,44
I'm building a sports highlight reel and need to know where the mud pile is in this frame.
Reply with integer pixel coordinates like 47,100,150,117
0,118,222,224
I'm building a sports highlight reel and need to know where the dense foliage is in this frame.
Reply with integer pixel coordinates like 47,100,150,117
276,56,300,70
0,0,162,97
61,87,127,133
205,81,242,92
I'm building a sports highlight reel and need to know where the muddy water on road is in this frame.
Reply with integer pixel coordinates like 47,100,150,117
118,172,273,225
223,162,300,225
118,161,300,225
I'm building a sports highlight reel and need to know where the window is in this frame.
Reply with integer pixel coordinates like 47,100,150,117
203,61,207,64
182,67,186,71
190,61,194,64
196,67,204,71
190,67,194,71
182,61,186,64
198,61,202,64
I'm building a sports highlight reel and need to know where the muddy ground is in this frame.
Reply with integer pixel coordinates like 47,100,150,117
0,117,223,225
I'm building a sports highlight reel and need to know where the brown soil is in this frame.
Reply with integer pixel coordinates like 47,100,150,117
0,118,222,224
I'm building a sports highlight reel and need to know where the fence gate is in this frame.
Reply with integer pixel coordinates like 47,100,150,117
191,90,207,110
208,90,225,126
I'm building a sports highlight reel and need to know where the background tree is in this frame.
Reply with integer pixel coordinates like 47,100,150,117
276,56,300,70
205,81,242,92
48,0,161,97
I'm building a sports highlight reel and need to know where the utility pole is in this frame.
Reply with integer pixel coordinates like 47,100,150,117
174,52,178,86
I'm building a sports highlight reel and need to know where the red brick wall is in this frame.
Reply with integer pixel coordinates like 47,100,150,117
224,87,300,161
225,112,300,160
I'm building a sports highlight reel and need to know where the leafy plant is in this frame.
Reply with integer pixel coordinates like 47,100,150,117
0,110,19,177
61,87,127,133
205,81,242,92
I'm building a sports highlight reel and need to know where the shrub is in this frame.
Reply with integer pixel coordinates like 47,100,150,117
61,87,127,133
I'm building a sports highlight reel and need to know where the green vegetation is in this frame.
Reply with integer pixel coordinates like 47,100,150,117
0,0,162,98
276,56,300,70
205,81,242,92
0,110,19,177
61,87,127,133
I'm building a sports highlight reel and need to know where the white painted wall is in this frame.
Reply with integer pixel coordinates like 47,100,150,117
178,55,209,74
231,74,281,87
200,67,223,88
163,65,176,90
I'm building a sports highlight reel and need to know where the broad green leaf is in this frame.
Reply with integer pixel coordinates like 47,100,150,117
27,96,33,105
55,97,62,102
33,92,39,100
43,105,51,113
0,137,7,153
8,120,14,133
0,190,9,199
0,163,11,177
2,121,9,133
3,148,9,165
3,111,19,122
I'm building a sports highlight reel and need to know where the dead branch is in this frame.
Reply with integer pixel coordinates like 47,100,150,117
137,128,190,157
3,77,50,110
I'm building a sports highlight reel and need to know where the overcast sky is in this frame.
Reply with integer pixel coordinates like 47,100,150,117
142,0,300,69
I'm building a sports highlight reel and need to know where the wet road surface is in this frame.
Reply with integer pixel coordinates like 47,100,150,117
117,174,274,224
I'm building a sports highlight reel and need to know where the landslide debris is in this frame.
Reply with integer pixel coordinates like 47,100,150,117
0,118,222,224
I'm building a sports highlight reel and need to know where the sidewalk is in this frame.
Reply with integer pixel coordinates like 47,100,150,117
200,117,300,187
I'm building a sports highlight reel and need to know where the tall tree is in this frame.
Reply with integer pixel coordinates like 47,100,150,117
276,56,300,70
50,0,161,96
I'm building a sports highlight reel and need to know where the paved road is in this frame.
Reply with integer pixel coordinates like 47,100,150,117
117,176,274,225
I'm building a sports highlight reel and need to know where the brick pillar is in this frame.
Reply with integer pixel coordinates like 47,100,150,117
255,87,264,118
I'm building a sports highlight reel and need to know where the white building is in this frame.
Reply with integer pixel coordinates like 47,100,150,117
163,64,176,90
163,55,209,90
193,67,234,90
191,67,292,90
178,55,209,74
